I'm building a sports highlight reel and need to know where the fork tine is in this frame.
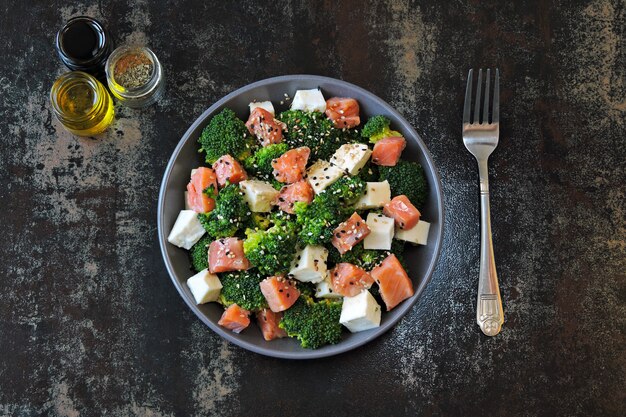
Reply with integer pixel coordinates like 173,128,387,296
483,69,491,124
473,69,483,124
463,69,473,124
492,69,500,123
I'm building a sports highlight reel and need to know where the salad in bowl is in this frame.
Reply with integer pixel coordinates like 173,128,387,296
165,86,432,350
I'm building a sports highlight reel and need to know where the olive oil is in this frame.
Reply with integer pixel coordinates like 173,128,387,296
50,71,114,136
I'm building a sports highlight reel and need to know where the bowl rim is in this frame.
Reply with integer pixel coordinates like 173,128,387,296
157,74,445,359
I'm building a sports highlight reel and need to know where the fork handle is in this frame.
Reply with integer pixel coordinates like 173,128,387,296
476,160,504,336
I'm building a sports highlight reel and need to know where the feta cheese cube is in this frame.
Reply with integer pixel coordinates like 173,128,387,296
306,160,344,194
330,144,372,176
315,277,342,299
187,269,222,304
339,290,381,333
355,181,391,210
190,168,197,178
289,245,328,283
395,220,430,245
239,180,280,212
363,213,395,250
249,101,275,116
167,210,206,250
290,88,327,113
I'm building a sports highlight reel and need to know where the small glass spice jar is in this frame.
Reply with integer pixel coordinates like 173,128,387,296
105,45,165,108
50,71,115,136
55,16,113,81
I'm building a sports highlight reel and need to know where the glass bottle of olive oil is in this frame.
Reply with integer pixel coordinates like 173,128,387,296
50,71,114,136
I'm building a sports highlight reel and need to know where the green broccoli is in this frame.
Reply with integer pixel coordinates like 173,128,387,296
357,160,379,182
378,160,428,209
245,212,271,231
279,110,349,160
279,295,343,349
327,243,385,270
189,235,211,272
293,176,366,246
197,184,249,238
293,193,341,246
243,143,288,181
361,115,402,143
198,108,257,164
325,176,366,209
296,282,317,298
328,240,407,271
218,269,268,311
243,220,298,275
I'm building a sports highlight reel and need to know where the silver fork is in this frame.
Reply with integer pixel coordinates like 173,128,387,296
463,68,504,336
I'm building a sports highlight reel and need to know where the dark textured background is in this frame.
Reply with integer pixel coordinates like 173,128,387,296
1,1,625,416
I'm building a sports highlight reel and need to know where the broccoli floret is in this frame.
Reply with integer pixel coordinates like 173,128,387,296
218,269,268,311
197,184,249,238
243,220,298,275
279,295,343,349
325,176,366,209
296,282,317,298
198,108,257,164
245,212,271,231
327,243,386,270
357,160,379,182
293,177,366,246
293,193,340,246
279,110,350,160
328,239,407,271
378,160,428,209
243,143,288,181
189,235,211,272
361,115,402,143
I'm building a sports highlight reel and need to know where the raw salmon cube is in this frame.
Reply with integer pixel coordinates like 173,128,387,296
383,195,421,230
331,212,370,255
256,308,287,341
330,263,374,297
274,180,314,214
371,136,406,166
259,275,300,312
208,238,250,273
370,254,414,311
212,155,248,187
245,107,286,147
272,147,310,183
218,304,250,333
187,167,218,213
325,97,361,129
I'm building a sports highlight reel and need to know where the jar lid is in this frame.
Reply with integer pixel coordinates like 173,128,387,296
56,16,112,75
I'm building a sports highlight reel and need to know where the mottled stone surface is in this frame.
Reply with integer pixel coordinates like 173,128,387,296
1,1,624,416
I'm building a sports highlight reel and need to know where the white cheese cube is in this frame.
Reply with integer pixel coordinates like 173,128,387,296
167,210,206,250
187,269,222,304
290,88,327,113
355,181,391,210
239,180,280,212
340,290,381,333
330,143,372,176
363,213,395,250
249,101,275,116
306,160,344,194
315,277,343,299
289,245,328,283
395,220,430,245
190,168,197,178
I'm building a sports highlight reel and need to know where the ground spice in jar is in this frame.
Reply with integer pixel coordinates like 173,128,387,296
113,52,153,89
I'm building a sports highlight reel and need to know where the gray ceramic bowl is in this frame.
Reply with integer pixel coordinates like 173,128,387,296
158,75,444,359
